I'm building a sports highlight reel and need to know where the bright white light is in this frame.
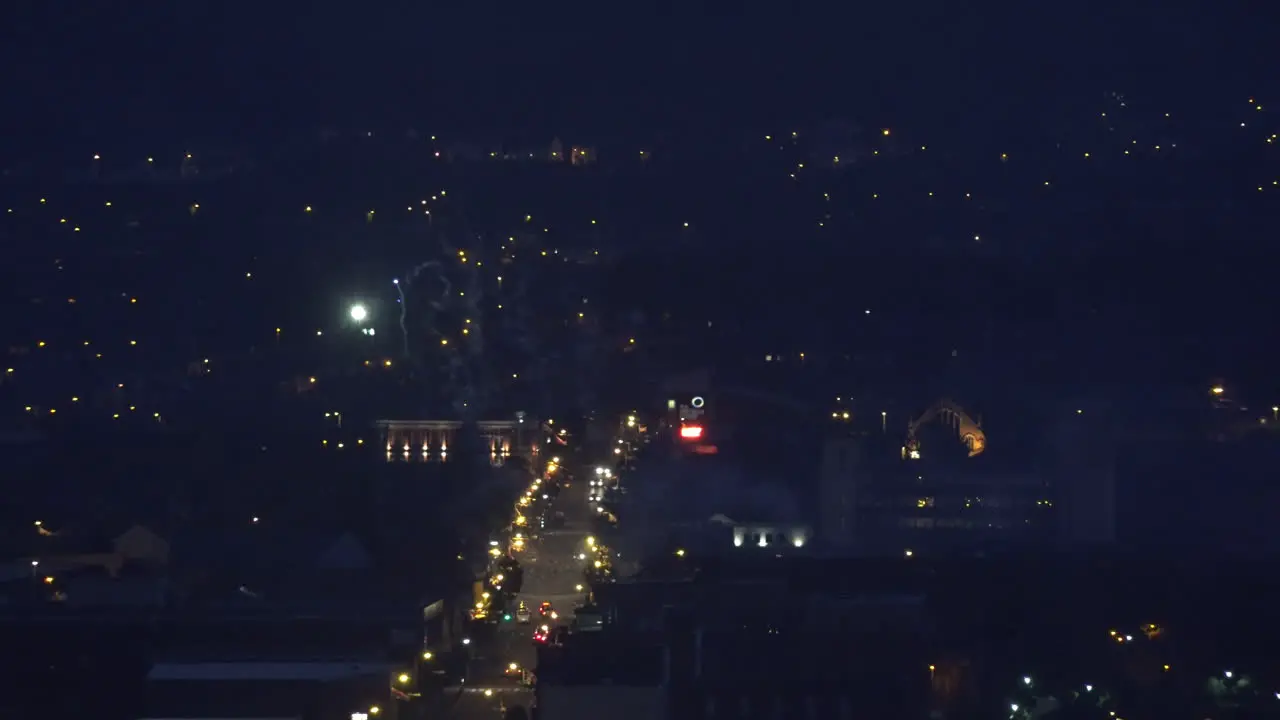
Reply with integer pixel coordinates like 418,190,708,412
350,304,368,322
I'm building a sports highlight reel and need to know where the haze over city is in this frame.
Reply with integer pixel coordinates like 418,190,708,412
2,2,1279,719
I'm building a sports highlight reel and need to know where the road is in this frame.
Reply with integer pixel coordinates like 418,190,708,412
501,472,597,672
446,467,598,719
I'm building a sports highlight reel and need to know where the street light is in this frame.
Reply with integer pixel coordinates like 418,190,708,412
349,304,368,323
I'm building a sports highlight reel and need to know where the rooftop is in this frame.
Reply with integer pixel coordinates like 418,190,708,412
152,617,408,660
536,632,665,685
539,626,928,693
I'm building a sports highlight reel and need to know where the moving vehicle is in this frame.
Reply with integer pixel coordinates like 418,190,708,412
515,602,531,624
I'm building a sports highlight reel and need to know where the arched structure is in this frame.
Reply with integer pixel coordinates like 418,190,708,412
903,399,986,459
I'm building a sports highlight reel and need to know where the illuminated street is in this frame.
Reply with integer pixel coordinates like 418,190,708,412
443,453,600,720
501,464,597,675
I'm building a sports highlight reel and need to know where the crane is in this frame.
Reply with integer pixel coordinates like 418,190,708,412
903,399,986,459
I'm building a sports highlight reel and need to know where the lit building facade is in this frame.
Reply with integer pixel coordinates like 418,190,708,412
817,399,1054,555
374,419,537,466
730,523,811,550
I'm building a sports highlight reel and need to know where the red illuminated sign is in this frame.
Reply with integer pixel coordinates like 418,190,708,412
679,425,704,440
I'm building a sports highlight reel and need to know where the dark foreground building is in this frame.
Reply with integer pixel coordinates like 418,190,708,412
536,561,933,720
142,659,390,720
535,555,938,719
138,618,415,720
536,625,930,720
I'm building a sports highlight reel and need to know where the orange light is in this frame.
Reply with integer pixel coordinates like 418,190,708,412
679,425,704,439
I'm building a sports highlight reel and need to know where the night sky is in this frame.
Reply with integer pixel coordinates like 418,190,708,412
3,2,1269,143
